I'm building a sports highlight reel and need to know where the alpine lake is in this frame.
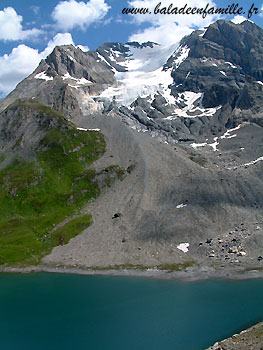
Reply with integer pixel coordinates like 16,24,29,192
0,272,263,349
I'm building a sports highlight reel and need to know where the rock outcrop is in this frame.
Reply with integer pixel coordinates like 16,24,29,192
207,322,263,350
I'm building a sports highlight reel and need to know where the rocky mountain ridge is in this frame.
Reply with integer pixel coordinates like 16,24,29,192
1,20,263,144
0,19,262,271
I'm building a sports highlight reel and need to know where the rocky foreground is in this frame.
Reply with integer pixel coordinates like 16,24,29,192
207,322,263,350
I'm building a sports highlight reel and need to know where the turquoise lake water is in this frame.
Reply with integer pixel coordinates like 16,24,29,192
0,273,263,350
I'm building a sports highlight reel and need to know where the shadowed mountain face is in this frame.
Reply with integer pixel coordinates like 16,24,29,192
0,20,262,270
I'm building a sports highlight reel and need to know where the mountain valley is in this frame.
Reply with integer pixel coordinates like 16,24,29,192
0,19,262,274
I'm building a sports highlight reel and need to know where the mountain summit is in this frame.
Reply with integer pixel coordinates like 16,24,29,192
2,20,263,142
0,20,262,273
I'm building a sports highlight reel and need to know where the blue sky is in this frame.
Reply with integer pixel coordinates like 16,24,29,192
0,0,263,96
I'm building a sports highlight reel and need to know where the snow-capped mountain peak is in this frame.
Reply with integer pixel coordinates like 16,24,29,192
2,19,263,146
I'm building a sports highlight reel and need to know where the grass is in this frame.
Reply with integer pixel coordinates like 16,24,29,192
244,266,263,272
105,165,126,180
157,261,196,272
0,104,110,265
11,99,65,120
47,215,92,247
91,261,196,272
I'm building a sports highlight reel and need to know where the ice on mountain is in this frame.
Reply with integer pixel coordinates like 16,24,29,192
166,91,221,119
62,73,92,86
77,127,100,132
241,156,263,167
177,243,190,253
99,42,178,106
210,137,219,151
191,137,219,151
35,72,53,81
96,52,114,69
191,142,208,149
176,204,187,209
172,45,190,69
225,61,237,69
220,125,242,139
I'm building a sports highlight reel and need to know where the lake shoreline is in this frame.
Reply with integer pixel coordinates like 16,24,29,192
1,264,263,281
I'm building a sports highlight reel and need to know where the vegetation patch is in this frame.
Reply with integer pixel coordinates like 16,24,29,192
10,99,65,121
244,267,263,272
0,107,124,266
94,165,126,188
91,261,196,272
157,261,196,272
47,215,92,246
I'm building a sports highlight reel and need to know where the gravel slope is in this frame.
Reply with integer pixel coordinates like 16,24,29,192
42,112,263,271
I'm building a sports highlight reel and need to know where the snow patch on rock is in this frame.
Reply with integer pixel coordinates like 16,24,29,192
77,127,100,132
191,137,219,151
191,125,245,151
172,45,190,69
220,125,242,139
191,142,208,149
62,73,92,86
225,61,237,69
242,156,263,167
166,92,221,119
176,203,187,209
210,137,219,151
35,72,53,81
177,243,190,253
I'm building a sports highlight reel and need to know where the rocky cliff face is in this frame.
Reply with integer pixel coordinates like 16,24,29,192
0,99,72,165
0,19,262,271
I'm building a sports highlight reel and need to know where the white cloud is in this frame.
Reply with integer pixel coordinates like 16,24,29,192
52,0,110,31
0,7,42,41
231,15,247,24
0,45,40,95
41,32,75,57
129,22,193,47
0,33,87,97
30,6,40,15
128,0,219,26
127,0,221,45
77,44,90,52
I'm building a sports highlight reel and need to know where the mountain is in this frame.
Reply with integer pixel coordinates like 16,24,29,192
0,19,262,273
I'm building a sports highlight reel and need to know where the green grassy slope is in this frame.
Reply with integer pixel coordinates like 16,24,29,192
0,101,122,266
